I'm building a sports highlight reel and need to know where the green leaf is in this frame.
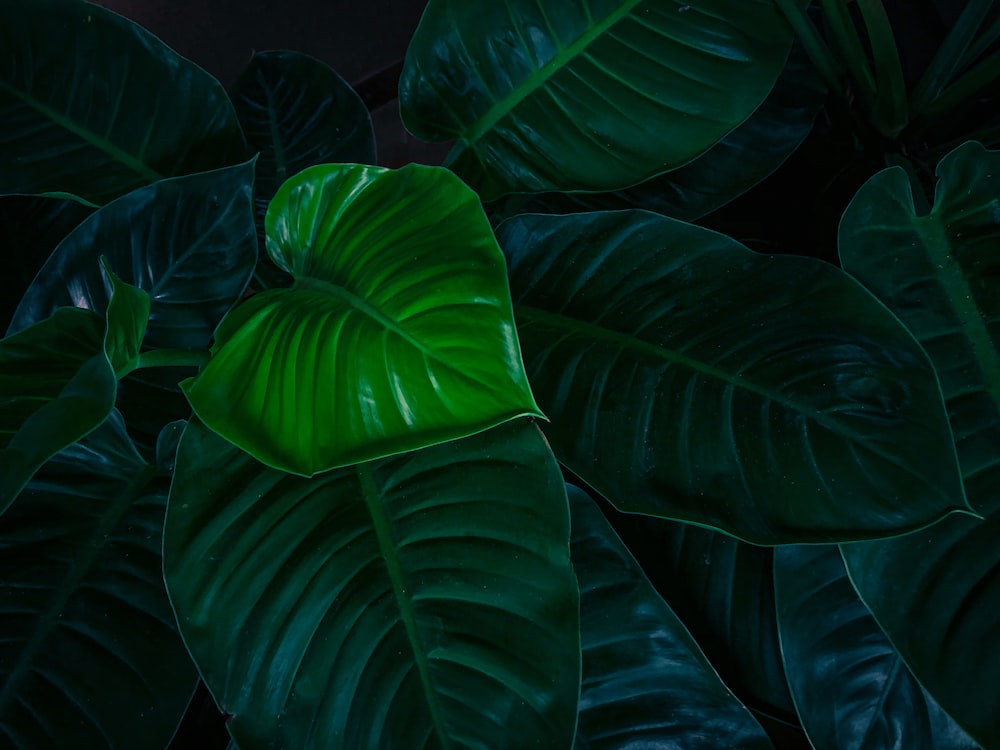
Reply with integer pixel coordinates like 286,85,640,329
0,309,115,510
100,259,151,378
569,485,774,750
774,544,981,750
230,50,376,259
164,418,580,749
489,41,826,223
0,411,198,748
183,163,542,476
0,0,246,205
838,140,1000,747
400,0,803,199
496,210,968,544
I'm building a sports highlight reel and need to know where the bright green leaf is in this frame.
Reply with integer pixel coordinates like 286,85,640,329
838,140,1000,747
100,259,151,378
400,0,802,199
164,418,580,749
0,411,198,747
184,163,542,476
496,210,969,544
569,485,774,749
0,0,246,205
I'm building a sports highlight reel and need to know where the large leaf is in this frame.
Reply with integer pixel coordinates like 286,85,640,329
774,544,980,750
183,163,541,476
495,210,968,544
400,0,802,199
838,141,1000,747
163,418,580,749
569,485,774,749
0,0,245,205
0,411,198,748
489,40,826,223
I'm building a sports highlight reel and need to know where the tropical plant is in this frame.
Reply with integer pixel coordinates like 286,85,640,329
1,0,998,748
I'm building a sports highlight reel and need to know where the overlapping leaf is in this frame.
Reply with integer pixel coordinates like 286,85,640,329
401,0,803,199
183,163,541,475
0,0,245,204
496,210,968,543
0,412,197,748
164,419,579,749
570,485,774,749
838,140,1000,747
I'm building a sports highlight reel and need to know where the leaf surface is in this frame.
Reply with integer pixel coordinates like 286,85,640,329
496,210,967,543
164,419,580,749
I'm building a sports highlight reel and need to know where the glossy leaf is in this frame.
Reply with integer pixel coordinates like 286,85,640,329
0,411,198,748
838,141,1000,747
164,418,579,749
184,163,541,475
230,49,376,266
401,0,802,200
496,210,968,544
0,0,245,204
570,485,774,750
0,309,114,511
775,544,980,750
490,41,826,223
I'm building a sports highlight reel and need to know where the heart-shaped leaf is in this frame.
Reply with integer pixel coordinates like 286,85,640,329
183,163,541,475
496,210,968,543
0,0,246,205
163,418,579,749
838,140,1000,747
774,544,980,750
401,0,803,199
0,412,197,748
569,485,774,749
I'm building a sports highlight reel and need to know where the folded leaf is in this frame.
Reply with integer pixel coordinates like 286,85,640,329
184,163,542,475
497,210,969,543
164,418,579,749
0,0,246,204
401,0,803,199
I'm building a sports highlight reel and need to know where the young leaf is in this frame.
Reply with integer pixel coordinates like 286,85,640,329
570,485,775,750
164,419,579,749
183,163,542,476
496,210,969,544
0,411,198,747
838,140,1000,747
100,259,151,378
0,0,246,204
400,0,805,199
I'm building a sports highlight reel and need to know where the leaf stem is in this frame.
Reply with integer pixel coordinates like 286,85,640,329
857,0,908,136
819,0,877,103
773,0,845,95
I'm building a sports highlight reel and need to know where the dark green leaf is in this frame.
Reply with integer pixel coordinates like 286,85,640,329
775,544,980,750
490,41,826,223
0,411,197,747
0,309,115,510
164,419,579,749
401,0,802,199
496,210,968,543
838,140,1000,747
100,259,151,378
0,0,246,205
570,485,774,750
184,163,541,475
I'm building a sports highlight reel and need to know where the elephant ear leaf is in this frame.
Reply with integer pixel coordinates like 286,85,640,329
400,0,804,199
183,163,542,476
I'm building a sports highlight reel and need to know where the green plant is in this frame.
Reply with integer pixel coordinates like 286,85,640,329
1,0,998,748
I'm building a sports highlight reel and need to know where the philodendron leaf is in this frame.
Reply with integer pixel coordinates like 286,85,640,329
569,485,774,750
838,140,1000,747
0,411,198,748
774,545,981,750
400,0,803,199
164,419,580,749
490,39,826,224
0,0,245,204
496,210,968,544
230,51,376,262
101,259,151,378
183,163,542,475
